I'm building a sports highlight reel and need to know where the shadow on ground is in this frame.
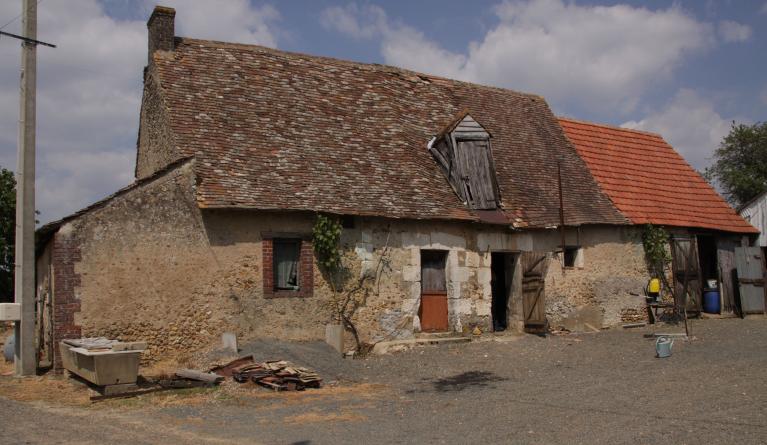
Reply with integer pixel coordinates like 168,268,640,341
407,370,508,394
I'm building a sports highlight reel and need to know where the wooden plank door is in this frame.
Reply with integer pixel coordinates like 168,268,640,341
671,237,702,313
419,250,449,332
716,238,738,313
521,252,549,333
734,247,766,314
456,139,496,209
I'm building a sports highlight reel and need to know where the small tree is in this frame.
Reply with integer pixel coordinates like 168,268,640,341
704,121,767,206
313,214,389,354
0,167,15,302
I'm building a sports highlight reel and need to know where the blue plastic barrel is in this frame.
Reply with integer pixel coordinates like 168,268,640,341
703,289,720,314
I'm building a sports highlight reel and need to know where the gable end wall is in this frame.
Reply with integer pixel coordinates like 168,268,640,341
135,66,180,179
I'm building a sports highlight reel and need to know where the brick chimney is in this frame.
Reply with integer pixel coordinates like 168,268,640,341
147,6,176,63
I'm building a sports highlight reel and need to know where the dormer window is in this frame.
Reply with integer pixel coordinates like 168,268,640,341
429,111,500,210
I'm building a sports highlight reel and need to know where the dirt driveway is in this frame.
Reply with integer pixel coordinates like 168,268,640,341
1,318,766,444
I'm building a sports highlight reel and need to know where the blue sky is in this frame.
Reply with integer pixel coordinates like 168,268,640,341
0,0,765,223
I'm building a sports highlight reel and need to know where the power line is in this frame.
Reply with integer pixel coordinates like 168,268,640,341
0,0,44,31
0,30,55,48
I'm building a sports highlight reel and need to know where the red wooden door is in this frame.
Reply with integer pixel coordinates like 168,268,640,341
420,251,448,332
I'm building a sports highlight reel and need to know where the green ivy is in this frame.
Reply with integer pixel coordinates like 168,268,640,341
313,214,342,271
641,224,670,274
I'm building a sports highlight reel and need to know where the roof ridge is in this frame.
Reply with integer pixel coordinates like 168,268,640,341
175,37,544,100
558,116,663,139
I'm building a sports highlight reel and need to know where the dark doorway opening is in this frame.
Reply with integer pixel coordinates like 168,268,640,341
697,235,718,287
491,252,514,331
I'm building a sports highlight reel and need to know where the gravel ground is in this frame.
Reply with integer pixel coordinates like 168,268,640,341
1,318,766,444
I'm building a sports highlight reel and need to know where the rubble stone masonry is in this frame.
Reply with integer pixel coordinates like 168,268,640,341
42,165,652,365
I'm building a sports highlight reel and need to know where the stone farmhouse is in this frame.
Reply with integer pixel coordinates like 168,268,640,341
34,6,758,368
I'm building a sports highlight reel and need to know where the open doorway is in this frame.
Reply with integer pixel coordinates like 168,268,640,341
491,252,515,331
697,235,718,287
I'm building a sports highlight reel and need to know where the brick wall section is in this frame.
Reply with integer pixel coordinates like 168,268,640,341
263,237,314,298
51,232,82,371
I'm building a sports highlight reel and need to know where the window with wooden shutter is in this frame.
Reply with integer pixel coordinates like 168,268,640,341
428,111,500,210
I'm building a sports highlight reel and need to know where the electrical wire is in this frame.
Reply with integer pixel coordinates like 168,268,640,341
0,0,44,32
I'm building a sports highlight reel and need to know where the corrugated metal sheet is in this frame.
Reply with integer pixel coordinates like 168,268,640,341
740,192,767,247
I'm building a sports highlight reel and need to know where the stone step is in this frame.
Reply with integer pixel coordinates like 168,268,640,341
415,332,466,340
371,336,471,355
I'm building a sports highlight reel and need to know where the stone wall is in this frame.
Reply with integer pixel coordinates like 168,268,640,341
45,177,657,365
537,226,650,328
135,66,179,179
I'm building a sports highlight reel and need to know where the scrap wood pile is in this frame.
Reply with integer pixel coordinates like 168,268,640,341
211,355,322,391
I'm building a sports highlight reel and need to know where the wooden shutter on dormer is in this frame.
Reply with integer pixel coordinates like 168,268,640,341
455,138,497,209
428,112,501,210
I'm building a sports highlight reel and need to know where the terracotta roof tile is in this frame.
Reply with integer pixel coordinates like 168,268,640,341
559,118,758,234
152,39,626,227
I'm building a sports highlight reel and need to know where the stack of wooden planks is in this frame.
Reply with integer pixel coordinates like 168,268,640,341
231,359,322,391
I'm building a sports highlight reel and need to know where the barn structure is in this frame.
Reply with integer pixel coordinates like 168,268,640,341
33,6,759,369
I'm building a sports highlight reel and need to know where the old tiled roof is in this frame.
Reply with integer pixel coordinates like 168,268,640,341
152,38,627,227
559,118,758,234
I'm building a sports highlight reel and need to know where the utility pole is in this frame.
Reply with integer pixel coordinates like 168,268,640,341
14,0,39,376
1,3,54,376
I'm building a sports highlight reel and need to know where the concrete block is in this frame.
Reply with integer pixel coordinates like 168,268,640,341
111,342,147,352
221,332,238,353
325,324,344,353
0,303,21,321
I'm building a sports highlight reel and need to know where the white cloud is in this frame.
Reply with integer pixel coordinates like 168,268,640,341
0,0,280,223
717,20,752,42
319,3,385,39
321,0,713,114
150,0,280,47
621,89,734,170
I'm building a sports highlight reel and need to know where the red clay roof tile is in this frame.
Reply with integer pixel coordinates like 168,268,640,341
559,118,758,234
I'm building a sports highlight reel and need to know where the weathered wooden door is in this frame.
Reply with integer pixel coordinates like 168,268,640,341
420,250,449,332
734,247,766,314
671,237,702,313
456,139,496,209
716,238,738,313
521,252,549,333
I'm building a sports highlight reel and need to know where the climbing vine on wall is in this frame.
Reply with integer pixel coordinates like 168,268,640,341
641,223,671,276
312,214,342,271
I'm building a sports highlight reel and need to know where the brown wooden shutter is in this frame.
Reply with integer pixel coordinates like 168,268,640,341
521,252,549,333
